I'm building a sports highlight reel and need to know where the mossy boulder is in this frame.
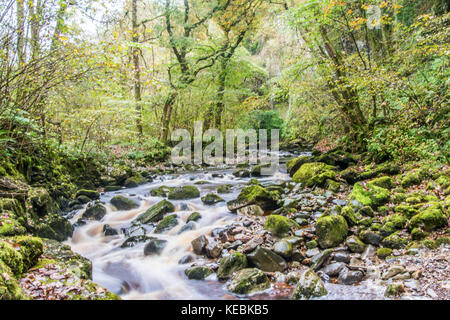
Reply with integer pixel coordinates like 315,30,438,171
409,207,447,231
377,247,393,259
75,189,100,200
391,193,407,204
394,204,419,218
370,176,395,189
201,193,224,205
150,186,174,197
185,266,214,280
0,260,27,300
286,156,312,177
292,162,337,187
227,268,270,295
217,184,232,194
0,241,24,275
316,215,348,248
401,169,426,188
251,163,271,176
341,205,359,226
0,216,26,237
135,200,175,224
186,212,201,223
350,182,390,208
383,214,407,229
381,232,408,249
82,203,107,221
230,185,280,211
264,215,298,237
290,269,327,300
168,186,200,200
13,236,43,270
110,195,139,211
154,214,178,233
217,252,248,279
345,235,366,253
124,174,144,188
358,206,374,217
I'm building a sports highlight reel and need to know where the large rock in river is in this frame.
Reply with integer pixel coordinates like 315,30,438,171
227,268,270,295
217,252,247,279
291,269,327,299
110,195,139,211
227,185,280,212
135,199,175,224
168,186,200,200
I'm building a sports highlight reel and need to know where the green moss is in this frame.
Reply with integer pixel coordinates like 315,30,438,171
0,260,28,300
110,195,139,211
124,174,144,188
237,185,280,210
264,215,298,237
186,212,201,223
376,247,393,259
420,239,438,249
217,184,232,194
217,252,247,279
411,228,428,240
350,182,390,208
385,283,405,297
168,186,200,200
341,205,359,226
316,215,348,248
82,203,107,220
286,156,311,176
370,176,395,189
381,232,408,249
227,268,270,295
0,241,24,275
292,162,337,187
201,193,224,205
136,199,175,224
0,217,26,236
401,169,426,188
185,266,214,280
394,205,419,218
383,214,407,228
346,235,366,253
150,186,174,197
75,189,100,200
13,236,43,270
409,207,447,231
154,214,178,233
358,206,374,217
391,193,407,204
380,222,396,237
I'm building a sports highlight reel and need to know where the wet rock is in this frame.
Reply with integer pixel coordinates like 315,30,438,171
346,235,366,253
135,200,175,224
232,169,250,178
205,241,222,259
110,195,139,211
103,224,118,236
306,248,320,258
217,252,247,279
75,189,100,200
120,235,151,248
385,283,405,297
247,247,287,272
284,236,302,246
359,230,382,246
333,252,351,264
154,214,178,233
251,164,271,177
361,244,376,260
217,184,232,194
150,186,174,197
291,269,327,299
292,162,337,188
185,266,214,280
227,268,270,294
237,205,264,216
238,236,264,253
338,268,364,285
104,185,121,192
178,255,194,264
382,265,406,280
310,249,333,271
381,232,408,249
143,239,168,256
186,211,201,223
76,195,91,204
178,221,196,234
264,215,298,237
316,215,348,248
192,235,209,255
201,193,225,205
321,262,346,277
231,185,280,211
273,240,293,258
168,186,200,200
82,203,107,221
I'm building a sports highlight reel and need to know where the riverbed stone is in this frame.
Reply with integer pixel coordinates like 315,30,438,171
321,262,346,277
247,247,287,272
316,215,348,248
135,200,175,224
338,268,364,285
273,240,293,258
233,185,280,211
168,186,200,200
185,266,214,280
232,169,250,178
346,235,366,253
143,238,168,256
237,205,264,216
290,269,327,299
310,248,333,271
217,252,248,279
191,235,209,255
102,224,118,236
82,203,107,221
264,215,297,237
154,214,178,233
227,268,270,295
178,221,196,234
201,193,224,205
110,195,139,211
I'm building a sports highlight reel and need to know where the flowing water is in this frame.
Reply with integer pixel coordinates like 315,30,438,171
66,154,387,300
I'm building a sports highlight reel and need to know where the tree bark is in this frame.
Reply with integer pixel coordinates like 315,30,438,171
132,0,143,137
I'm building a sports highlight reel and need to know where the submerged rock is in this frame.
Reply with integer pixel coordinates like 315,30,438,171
191,235,209,255
154,214,178,233
135,200,175,224
110,195,139,211
186,212,201,223
227,268,270,295
168,186,200,200
143,239,168,256
102,224,118,236
201,193,224,205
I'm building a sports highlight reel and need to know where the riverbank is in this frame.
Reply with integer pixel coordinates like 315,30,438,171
1,146,449,300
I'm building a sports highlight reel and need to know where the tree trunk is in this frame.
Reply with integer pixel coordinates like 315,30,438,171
160,91,177,145
16,0,25,65
214,58,228,129
132,0,143,137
